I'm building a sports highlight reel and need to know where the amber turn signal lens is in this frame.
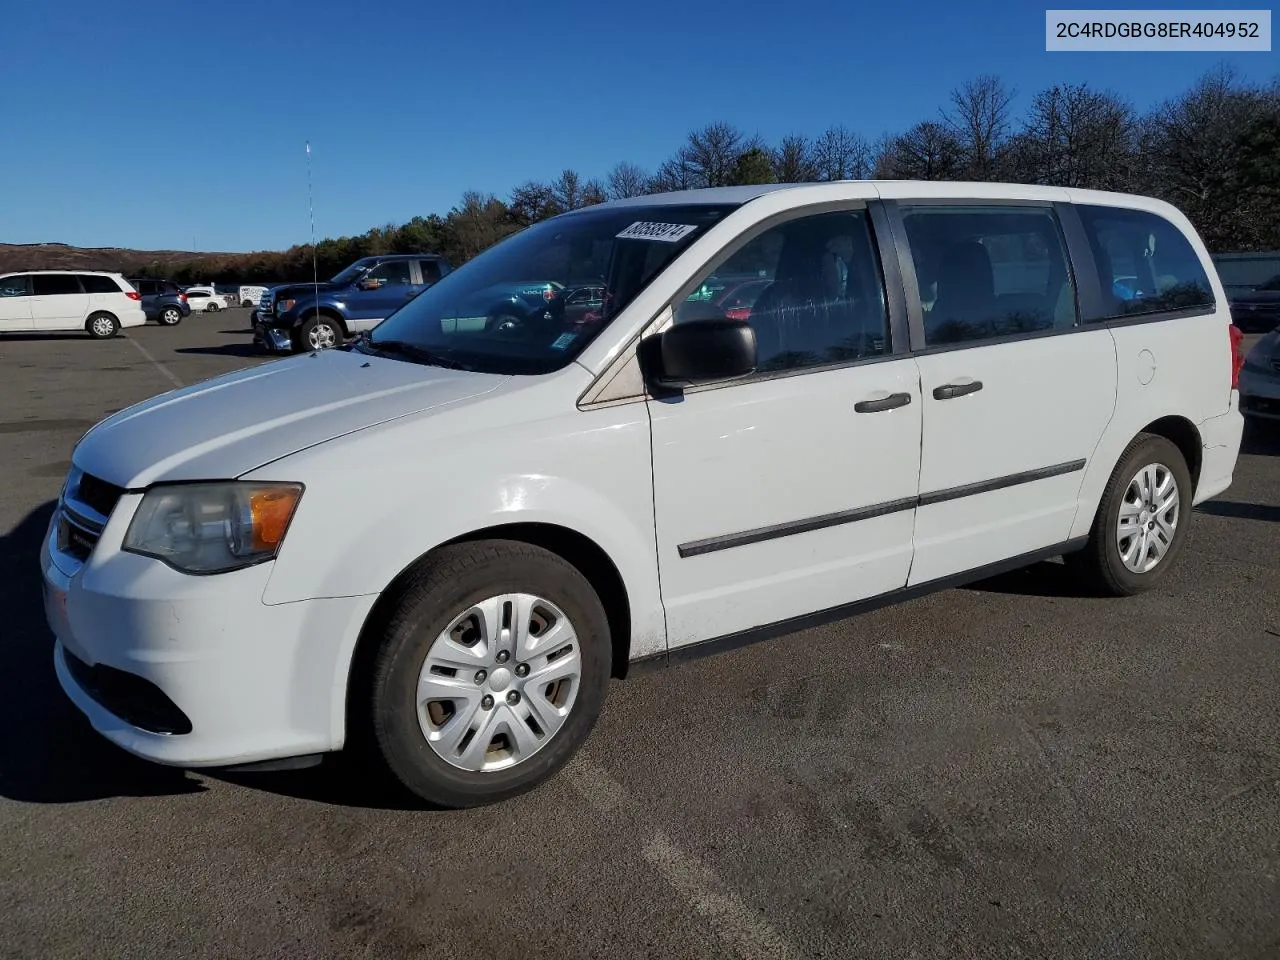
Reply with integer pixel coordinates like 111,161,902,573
248,487,302,552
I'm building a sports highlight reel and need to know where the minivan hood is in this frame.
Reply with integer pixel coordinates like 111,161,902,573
73,350,507,488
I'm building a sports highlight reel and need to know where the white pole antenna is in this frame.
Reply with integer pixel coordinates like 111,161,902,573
306,140,319,308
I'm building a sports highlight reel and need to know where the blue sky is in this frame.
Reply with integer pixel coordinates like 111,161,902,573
1,0,1273,252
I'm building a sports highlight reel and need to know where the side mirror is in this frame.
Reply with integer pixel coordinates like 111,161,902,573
641,317,756,389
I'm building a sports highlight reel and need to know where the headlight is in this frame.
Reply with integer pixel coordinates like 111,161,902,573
123,482,303,574
276,299,295,315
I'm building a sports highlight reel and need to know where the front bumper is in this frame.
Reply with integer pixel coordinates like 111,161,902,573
1239,365,1280,420
41,497,377,767
253,320,293,353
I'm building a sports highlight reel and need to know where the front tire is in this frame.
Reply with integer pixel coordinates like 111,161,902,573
1066,433,1192,596
362,540,611,808
86,312,120,339
296,314,342,352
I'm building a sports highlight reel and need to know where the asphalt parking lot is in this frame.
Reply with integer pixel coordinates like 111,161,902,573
1,310,1278,959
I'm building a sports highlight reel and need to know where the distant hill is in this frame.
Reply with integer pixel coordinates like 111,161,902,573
0,242,240,275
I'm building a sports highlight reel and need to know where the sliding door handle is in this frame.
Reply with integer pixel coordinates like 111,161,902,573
854,391,913,413
933,380,983,400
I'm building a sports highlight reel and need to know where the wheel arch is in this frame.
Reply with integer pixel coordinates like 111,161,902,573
1139,415,1203,492
300,305,350,336
343,521,635,750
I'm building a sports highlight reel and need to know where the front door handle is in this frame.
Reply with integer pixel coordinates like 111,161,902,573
933,380,983,400
854,391,913,413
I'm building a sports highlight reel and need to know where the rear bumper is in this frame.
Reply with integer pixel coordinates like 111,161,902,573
1193,395,1245,504
119,308,147,328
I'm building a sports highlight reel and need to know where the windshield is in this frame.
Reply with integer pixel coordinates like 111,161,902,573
329,260,374,285
362,204,738,374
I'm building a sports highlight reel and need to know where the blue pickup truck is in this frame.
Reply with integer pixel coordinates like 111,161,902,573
253,253,452,353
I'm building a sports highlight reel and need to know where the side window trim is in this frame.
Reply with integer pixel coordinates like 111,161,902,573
1073,204,1218,326
1055,202,1108,324
883,198,1084,354
666,200,905,380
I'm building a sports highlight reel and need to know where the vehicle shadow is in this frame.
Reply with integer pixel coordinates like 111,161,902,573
174,344,263,359
1196,500,1280,523
961,559,1085,597
210,757,437,812
1241,420,1280,457
0,501,205,803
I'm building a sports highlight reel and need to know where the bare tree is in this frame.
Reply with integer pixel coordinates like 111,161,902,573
684,122,747,187
508,180,558,225
550,169,587,210
880,122,964,180
648,150,698,193
1143,65,1278,249
772,135,817,182
450,191,515,261
812,125,872,180
581,179,608,207
607,161,649,199
1006,83,1139,190
945,74,1015,180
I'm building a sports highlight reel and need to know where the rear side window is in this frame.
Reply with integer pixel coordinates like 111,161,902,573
1076,205,1215,320
901,204,1078,346
80,274,123,294
32,274,83,296
0,275,31,297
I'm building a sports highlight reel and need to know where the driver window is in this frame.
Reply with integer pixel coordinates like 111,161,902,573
367,261,413,286
673,210,890,373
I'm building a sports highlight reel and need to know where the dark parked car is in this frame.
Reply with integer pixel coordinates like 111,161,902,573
1230,273,1280,333
127,278,191,326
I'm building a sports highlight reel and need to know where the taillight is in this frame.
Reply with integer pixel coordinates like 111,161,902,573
724,308,752,321
179,294,188,302
125,291,141,301
1229,324,1244,390
543,288,556,301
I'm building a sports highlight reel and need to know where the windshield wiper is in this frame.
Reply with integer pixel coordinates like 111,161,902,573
360,336,470,370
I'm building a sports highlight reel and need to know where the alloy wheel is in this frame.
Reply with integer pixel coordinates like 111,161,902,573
417,593,581,772
1116,461,1180,573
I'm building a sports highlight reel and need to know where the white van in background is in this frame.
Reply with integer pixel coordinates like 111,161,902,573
238,285,268,308
0,271,146,338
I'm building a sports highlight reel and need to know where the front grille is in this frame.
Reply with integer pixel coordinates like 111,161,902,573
75,472,124,518
57,509,101,562
63,649,192,735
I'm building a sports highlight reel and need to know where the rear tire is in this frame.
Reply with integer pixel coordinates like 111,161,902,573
1066,433,1192,596
206,301,220,313
86,312,120,339
159,306,183,326
360,540,611,808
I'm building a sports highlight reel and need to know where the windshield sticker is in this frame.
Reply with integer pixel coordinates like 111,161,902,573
616,221,699,243
550,332,578,351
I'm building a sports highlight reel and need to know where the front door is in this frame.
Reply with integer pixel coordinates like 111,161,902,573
0,274,34,330
350,260,416,331
891,201,1117,585
30,274,88,330
648,206,923,648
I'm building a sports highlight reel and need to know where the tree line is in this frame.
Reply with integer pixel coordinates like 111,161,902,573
144,66,1279,286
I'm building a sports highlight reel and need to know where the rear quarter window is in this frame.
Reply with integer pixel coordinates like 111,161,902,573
1077,205,1215,321
79,275,123,294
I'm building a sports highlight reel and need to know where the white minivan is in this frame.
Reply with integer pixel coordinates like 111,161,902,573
1,271,147,338
43,182,1245,807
